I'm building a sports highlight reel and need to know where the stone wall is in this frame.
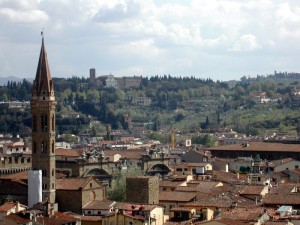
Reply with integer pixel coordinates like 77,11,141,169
126,176,159,204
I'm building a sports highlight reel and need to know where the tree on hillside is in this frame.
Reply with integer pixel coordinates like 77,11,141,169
108,166,145,202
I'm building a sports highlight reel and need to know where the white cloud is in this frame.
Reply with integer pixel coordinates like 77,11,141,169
111,39,165,58
230,34,260,52
2,0,300,80
276,3,300,38
0,7,48,23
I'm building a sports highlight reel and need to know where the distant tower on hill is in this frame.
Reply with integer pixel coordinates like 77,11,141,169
126,176,159,204
90,68,96,84
30,35,57,203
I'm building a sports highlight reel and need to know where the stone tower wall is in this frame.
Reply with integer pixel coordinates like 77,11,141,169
126,176,159,204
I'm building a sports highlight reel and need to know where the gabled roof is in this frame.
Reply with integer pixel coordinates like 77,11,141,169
220,207,265,222
184,195,234,208
160,180,185,188
0,202,17,212
212,171,245,184
36,212,80,225
269,183,296,194
83,199,115,210
4,214,31,224
263,193,300,205
236,185,266,195
159,191,196,202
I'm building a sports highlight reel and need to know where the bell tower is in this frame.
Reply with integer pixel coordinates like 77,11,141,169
31,35,57,203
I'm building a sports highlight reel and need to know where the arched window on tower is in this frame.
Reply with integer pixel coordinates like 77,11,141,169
33,116,37,132
52,140,55,154
41,115,48,132
41,141,47,154
51,114,55,131
33,141,37,153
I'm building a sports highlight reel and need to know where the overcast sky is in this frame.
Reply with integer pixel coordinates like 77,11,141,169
1,0,300,81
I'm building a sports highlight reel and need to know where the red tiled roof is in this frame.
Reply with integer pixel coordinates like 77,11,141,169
160,180,185,188
83,200,115,210
269,183,296,194
0,171,28,180
208,142,300,153
0,202,16,212
55,148,83,157
159,191,196,202
220,207,265,222
175,186,197,192
104,149,146,160
4,214,31,224
212,170,245,184
236,185,266,195
263,193,300,205
114,202,159,211
184,195,234,208
36,212,80,225
211,218,249,225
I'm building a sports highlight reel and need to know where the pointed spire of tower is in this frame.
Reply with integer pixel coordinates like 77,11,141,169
30,33,57,204
32,32,55,101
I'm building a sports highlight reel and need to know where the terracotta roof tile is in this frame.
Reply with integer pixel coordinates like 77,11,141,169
220,207,265,222
212,171,245,184
104,149,146,160
210,218,249,225
0,202,16,212
4,214,31,224
36,212,80,225
263,193,300,205
208,142,300,153
159,191,196,202
175,186,197,192
160,180,185,188
83,200,115,210
0,171,28,180
236,185,266,195
184,195,234,208
269,183,296,194
114,202,160,211
55,148,83,157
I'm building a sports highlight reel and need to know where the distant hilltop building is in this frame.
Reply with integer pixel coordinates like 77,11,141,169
89,68,141,89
